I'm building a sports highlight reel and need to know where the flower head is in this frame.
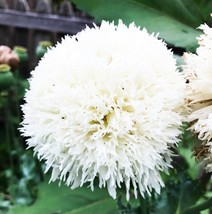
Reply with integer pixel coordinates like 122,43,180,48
21,21,186,199
184,24,212,172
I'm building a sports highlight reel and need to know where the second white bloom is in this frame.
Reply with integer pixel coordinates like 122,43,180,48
184,24,212,172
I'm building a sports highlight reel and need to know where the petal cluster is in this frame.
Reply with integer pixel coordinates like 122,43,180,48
21,21,186,199
184,24,212,172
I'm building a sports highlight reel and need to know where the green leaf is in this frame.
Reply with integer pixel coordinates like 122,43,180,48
192,0,212,23
64,198,118,214
153,174,204,214
178,145,199,179
9,179,118,214
72,0,211,50
178,129,202,179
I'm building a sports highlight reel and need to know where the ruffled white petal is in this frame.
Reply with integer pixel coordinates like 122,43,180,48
21,20,186,199
184,24,212,172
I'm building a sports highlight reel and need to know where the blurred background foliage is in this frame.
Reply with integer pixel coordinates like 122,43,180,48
72,0,212,52
0,0,211,213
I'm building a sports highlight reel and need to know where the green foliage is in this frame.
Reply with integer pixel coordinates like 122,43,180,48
9,178,119,214
1,3,212,213
153,171,205,214
72,0,211,51
7,153,41,205
178,129,200,179
0,68,41,213
110,129,212,214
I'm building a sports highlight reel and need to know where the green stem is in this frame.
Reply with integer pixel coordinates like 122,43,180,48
12,69,25,151
13,70,21,121
182,197,212,214
4,96,14,178
7,93,17,150
139,195,148,214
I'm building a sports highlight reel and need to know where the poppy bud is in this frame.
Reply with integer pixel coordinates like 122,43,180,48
36,41,52,59
13,46,28,63
0,64,14,91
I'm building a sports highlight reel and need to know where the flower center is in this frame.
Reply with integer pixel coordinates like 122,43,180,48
86,98,136,142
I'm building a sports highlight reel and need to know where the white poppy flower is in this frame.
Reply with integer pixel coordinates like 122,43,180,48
21,20,186,200
184,24,212,172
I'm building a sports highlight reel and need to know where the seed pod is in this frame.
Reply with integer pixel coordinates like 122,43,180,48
0,64,14,91
36,41,52,59
13,46,28,64
0,51,19,70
